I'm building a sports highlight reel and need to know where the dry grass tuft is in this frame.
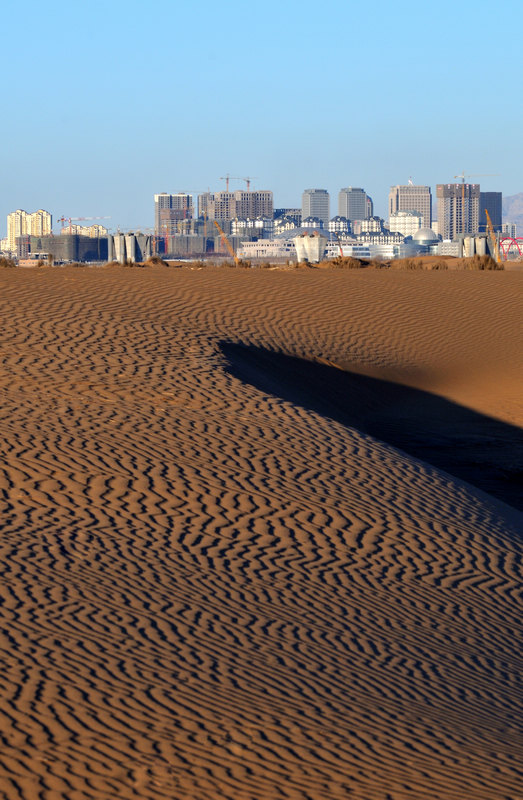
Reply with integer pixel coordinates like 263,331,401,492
144,255,169,267
326,256,369,269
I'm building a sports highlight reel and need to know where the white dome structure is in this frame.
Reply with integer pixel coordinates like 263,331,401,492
413,227,439,244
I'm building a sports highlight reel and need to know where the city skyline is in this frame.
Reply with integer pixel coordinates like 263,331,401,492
1,0,521,234
0,176,510,249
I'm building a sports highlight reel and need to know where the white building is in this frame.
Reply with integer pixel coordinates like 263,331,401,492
328,216,350,233
237,239,296,260
352,216,385,234
388,211,423,237
325,240,418,260
231,218,274,238
302,216,324,229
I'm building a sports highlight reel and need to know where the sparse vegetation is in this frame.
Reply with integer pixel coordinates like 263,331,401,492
391,258,424,270
327,256,369,269
144,255,169,267
463,253,503,270
0,256,16,268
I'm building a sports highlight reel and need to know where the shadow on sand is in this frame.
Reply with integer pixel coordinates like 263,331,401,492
220,342,523,514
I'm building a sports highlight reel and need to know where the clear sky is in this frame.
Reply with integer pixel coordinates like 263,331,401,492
2,0,521,233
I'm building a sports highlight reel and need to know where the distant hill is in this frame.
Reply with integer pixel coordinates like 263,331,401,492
502,193,523,229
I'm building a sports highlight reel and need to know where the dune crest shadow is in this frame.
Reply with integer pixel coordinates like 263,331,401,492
220,341,523,514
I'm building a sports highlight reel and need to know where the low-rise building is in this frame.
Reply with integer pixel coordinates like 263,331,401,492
328,216,350,233
352,216,386,234
237,238,296,260
388,211,423,237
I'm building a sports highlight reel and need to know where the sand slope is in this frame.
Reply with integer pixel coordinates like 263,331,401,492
0,266,521,800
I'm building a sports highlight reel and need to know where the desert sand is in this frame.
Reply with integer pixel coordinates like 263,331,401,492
0,265,521,800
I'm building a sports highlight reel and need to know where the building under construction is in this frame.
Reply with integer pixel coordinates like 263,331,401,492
29,235,109,262
197,191,273,221
436,184,480,240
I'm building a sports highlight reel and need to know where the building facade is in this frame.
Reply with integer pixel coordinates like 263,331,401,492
502,222,517,238
302,189,330,225
274,208,302,226
436,184,480,240
328,216,350,233
388,184,432,229
61,224,109,237
479,191,502,232
7,209,52,251
198,191,273,221
388,210,423,237
338,187,373,221
154,193,194,234
30,234,109,262
352,216,385,235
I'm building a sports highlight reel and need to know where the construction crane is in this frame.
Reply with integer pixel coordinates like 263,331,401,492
452,172,499,202
485,209,501,263
219,175,259,192
242,176,259,191
57,215,111,228
214,220,239,265
219,174,236,192
451,173,499,235
453,171,498,184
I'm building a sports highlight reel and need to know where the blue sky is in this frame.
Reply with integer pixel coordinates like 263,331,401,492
1,0,521,232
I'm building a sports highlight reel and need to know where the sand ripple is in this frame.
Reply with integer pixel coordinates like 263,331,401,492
0,267,521,799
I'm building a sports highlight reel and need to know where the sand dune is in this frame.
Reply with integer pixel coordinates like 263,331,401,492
0,266,521,799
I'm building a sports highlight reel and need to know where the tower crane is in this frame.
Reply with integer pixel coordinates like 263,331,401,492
242,176,259,191
57,215,111,228
219,175,260,191
452,172,499,200
219,174,237,192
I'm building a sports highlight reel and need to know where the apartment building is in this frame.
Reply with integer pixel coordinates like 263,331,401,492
388,184,432,229
7,209,52,251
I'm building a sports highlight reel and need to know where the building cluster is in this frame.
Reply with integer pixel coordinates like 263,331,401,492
1,179,516,264
3,209,52,252
152,183,508,262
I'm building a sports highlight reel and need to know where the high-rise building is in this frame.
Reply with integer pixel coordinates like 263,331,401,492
302,189,330,225
436,184,480,239
388,184,432,229
197,191,273,221
7,209,52,251
479,191,502,233
154,193,194,234
338,188,373,221
234,191,273,220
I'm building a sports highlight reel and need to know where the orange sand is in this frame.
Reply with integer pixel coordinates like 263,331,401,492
0,266,521,800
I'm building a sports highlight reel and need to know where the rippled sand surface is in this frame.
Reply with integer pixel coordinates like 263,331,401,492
0,266,522,800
